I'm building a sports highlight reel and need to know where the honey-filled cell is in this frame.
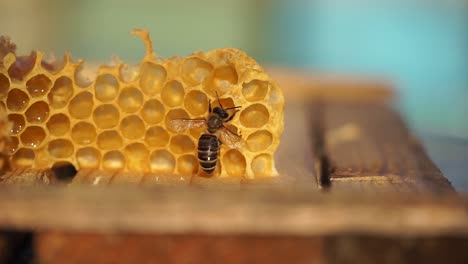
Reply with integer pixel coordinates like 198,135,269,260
240,104,270,128
47,113,70,136
11,148,35,168
125,143,150,172
161,80,184,107
251,153,273,177
48,76,74,109
102,151,125,171
20,126,46,148
182,57,213,86
5,136,19,155
145,126,170,147
150,149,175,174
222,149,246,177
8,114,25,134
184,90,208,116
118,86,143,113
246,130,273,152
48,139,74,158
139,62,166,96
141,99,165,125
177,154,198,176
25,101,49,123
69,92,94,119
26,74,51,97
71,122,97,145
95,74,119,102
0,73,9,99
97,130,123,150
169,135,195,154
93,104,120,129
76,147,101,169
120,115,145,140
7,89,29,111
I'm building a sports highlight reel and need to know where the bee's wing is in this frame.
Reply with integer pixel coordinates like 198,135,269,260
169,118,206,133
218,126,245,150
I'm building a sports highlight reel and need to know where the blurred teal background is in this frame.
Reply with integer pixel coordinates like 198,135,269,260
1,0,467,190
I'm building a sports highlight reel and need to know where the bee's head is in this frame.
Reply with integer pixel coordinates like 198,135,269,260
213,106,228,119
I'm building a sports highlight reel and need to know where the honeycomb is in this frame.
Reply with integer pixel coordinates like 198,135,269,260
0,30,284,179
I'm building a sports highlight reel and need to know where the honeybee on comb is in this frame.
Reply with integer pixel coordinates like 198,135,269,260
169,93,244,174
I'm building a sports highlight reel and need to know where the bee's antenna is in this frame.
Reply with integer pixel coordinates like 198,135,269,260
215,91,223,108
224,106,242,110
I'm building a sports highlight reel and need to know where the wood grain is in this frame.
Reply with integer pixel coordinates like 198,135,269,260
0,186,466,236
321,102,454,194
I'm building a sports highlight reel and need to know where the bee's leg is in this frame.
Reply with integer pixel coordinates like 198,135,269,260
208,99,212,113
225,110,239,122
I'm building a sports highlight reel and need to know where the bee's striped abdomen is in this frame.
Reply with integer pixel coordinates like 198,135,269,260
198,134,220,174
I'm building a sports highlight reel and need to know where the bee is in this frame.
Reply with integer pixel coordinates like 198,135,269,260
169,93,244,174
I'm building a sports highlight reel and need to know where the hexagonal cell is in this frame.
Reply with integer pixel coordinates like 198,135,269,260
97,131,123,150
242,80,269,102
0,73,10,99
74,62,96,88
8,114,25,134
184,90,208,116
119,63,139,83
76,147,101,169
48,76,74,109
125,143,150,172
93,104,120,129
69,92,94,119
25,101,49,123
145,126,170,147
177,155,198,175
139,62,166,96
50,161,77,183
189,126,205,141
120,115,145,140
11,148,35,168
240,104,269,128
246,130,273,152
165,109,189,133
251,153,273,177
161,80,184,107
102,151,125,170
150,149,175,173
41,54,67,74
48,139,74,158
169,135,195,154
203,65,238,96
222,149,246,177
8,52,36,81
5,136,19,155
268,83,283,111
26,74,51,97
47,113,70,136
182,57,213,86
95,74,119,102
71,122,97,145
20,126,46,148
7,89,29,111
118,86,143,113
141,99,165,125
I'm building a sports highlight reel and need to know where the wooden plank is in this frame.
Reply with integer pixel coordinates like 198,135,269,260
36,232,324,264
322,102,454,193
0,186,466,236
